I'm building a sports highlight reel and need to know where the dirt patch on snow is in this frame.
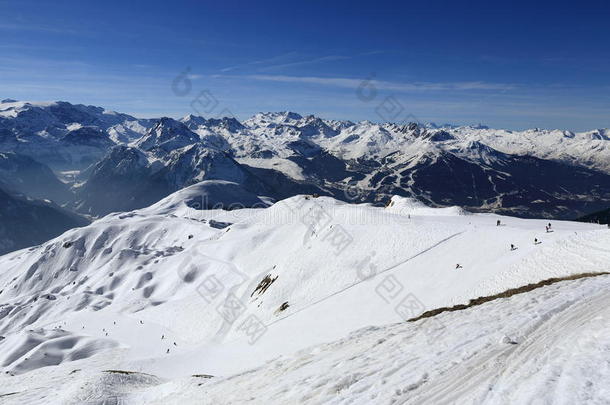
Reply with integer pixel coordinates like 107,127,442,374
408,272,610,322
251,274,278,297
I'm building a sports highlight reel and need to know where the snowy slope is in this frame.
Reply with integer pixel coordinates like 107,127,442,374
386,195,467,216
0,189,609,403
126,275,610,403
1,253,609,403
157,273,610,404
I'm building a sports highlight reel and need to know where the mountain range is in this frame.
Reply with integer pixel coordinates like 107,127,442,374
1,98,609,252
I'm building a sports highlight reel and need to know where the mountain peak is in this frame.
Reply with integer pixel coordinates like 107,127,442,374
280,111,303,120
249,111,304,124
135,117,199,152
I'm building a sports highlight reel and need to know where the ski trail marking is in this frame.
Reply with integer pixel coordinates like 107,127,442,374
264,230,467,327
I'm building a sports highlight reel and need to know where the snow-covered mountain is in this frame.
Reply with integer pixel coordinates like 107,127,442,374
71,118,281,216
135,118,200,153
0,100,153,169
0,190,608,403
2,99,610,222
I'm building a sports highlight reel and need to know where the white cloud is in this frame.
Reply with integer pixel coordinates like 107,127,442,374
241,74,516,92
257,55,350,72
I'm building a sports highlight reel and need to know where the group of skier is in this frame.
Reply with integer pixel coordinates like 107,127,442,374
456,221,553,270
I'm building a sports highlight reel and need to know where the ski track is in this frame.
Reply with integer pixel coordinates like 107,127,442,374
135,275,610,405
266,230,466,327
406,284,610,404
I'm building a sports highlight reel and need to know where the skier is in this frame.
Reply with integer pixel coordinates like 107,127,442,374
455,264,463,269
510,244,517,251
496,220,501,226
534,238,539,245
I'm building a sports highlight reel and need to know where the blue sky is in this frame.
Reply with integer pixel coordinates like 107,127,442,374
1,0,609,130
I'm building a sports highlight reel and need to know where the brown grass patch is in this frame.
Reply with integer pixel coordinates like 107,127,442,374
408,272,610,323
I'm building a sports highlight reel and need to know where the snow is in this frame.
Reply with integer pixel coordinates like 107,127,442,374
145,274,610,404
236,156,307,181
1,101,610,400
2,100,610,223
2,266,609,403
2,101,610,175
0,189,609,403
386,195,468,216
0,100,56,119
447,126,610,173
140,180,271,217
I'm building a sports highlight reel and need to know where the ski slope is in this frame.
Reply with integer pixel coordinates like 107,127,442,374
2,270,609,404
0,189,609,403
142,274,610,404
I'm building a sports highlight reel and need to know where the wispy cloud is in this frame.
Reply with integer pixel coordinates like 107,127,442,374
241,74,516,92
220,52,300,72
358,50,393,56
220,53,349,73
0,22,79,35
258,55,350,71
